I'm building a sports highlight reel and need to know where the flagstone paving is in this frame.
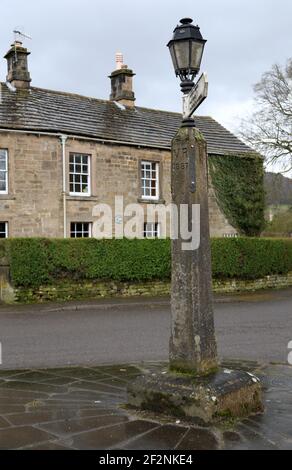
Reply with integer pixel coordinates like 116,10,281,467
0,360,291,450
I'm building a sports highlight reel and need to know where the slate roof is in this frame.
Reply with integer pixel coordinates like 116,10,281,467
0,82,252,155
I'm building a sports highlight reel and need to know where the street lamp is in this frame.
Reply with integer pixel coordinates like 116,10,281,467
128,18,263,423
167,17,206,95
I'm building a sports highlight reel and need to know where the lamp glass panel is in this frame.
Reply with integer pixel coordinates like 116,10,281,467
169,43,178,71
190,42,204,70
174,40,190,70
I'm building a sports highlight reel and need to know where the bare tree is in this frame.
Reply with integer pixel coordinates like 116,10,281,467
240,59,292,171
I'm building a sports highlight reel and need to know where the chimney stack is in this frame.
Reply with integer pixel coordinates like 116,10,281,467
4,41,31,90
109,53,135,108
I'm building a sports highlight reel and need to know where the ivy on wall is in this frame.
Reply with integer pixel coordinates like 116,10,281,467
208,153,266,236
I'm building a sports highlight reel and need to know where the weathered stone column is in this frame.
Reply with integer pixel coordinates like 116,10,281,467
170,125,218,374
128,124,263,423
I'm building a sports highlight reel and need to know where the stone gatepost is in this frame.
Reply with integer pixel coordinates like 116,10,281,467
0,256,15,304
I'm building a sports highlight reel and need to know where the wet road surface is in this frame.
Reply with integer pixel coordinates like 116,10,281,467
0,289,291,370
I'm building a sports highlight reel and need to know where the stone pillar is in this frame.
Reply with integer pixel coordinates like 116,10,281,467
169,125,218,375
128,125,263,423
0,257,15,304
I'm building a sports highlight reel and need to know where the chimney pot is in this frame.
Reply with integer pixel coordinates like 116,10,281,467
116,52,124,70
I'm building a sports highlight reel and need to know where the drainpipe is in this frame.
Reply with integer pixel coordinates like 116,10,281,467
60,135,68,238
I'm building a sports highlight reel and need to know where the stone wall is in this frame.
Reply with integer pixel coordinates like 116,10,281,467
0,132,62,237
213,273,292,293
0,131,236,238
3,272,291,304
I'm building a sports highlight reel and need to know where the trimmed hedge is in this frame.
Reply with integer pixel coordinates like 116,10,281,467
1,237,292,288
211,238,292,280
4,238,171,288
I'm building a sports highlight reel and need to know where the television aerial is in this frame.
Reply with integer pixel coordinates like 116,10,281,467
12,27,32,62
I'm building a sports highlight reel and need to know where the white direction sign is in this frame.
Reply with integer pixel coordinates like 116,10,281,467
183,73,209,119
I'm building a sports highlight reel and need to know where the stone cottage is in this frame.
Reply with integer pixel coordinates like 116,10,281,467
0,40,253,239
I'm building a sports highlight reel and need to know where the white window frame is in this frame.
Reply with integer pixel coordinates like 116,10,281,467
223,233,238,238
70,222,92,238
141,161,159,201
144,222,160,239
0,222,8,238
69,153,91,197
0,149,8,195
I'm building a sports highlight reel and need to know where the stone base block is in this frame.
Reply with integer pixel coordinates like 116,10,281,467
128,367,263,425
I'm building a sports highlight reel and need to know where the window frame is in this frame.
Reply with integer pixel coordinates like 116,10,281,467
70,222,92,239
223,233,238,238
0,222,8,238
141,161,160,201
143,222,160,239
0,149,8,195
69,153,91,197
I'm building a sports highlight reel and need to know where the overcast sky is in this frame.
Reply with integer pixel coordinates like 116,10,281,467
0,0,291,134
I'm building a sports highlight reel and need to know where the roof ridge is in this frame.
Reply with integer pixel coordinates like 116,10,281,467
0,82,110,106
30,85,110,104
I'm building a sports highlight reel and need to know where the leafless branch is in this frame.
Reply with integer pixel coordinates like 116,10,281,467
239,58,292,172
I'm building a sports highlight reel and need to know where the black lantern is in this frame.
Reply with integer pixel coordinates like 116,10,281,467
167,18,206,94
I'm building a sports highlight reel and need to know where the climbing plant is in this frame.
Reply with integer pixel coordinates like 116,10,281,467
208,153,266,236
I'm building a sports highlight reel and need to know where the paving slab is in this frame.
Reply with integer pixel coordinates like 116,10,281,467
0,426,55,450
0,360,291,450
